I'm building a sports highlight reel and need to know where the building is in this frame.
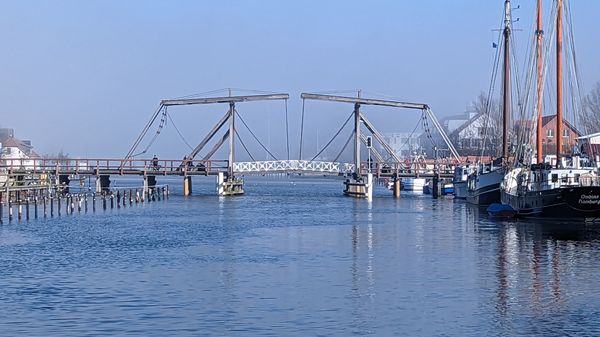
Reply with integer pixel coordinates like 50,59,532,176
539,115,580,155
382,132,423,158
0,135,40,169
576,132,600,157
446,111,499,157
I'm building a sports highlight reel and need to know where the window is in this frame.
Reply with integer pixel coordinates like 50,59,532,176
563,129,570,137
547,129,554,138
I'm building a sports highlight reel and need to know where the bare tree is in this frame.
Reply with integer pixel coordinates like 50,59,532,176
582,82,600,134
471,92,501,157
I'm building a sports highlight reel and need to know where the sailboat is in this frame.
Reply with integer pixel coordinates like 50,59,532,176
466,0,514,206
501,0,600,219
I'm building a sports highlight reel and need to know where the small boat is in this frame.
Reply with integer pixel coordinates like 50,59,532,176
487,203,516,218
403,177,426,192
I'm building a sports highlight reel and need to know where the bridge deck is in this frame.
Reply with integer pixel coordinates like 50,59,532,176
0,158,455,179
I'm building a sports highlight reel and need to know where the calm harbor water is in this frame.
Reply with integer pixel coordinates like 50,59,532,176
1,176,600,336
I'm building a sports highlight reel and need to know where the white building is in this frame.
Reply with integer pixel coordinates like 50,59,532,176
1,136,40,169
382,132,423,158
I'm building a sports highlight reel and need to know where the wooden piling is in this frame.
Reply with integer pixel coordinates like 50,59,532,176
0,192,3,224
393,178,401,198
34,197,38,219
43,196,47,218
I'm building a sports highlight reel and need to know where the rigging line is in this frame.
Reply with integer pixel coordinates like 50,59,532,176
479,10,505,160
382,119,422,162
235,109,279,161
166,111,194,151
285,99,290,161
299,99,306,160
234,128,255,162
333,130,355,163
123,104,165,159
309,110,354,162
141,107,168,155
173,88,229,100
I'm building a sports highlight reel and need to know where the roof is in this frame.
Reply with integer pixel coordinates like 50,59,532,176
449,111,485,137
541,114,581,135
577,132,600,140
1,136,32,153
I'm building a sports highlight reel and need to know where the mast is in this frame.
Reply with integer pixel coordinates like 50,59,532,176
536,0,544,164
556,0,564,166
502,0,512,163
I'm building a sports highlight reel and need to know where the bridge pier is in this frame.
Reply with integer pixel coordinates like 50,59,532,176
344,173,373,199
95,175,111,193
59,175,70,194
183,176,192,196
393,176,401,198
217,172,244,196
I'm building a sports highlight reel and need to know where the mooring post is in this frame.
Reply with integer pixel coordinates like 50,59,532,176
34,196,38,219
0,192,3,224
18,202,23,222
43,196,47,218
136,190,140,203
110,193,114,209
116,191,121,208
166,185,169,199
92,193,96,212
102,194,107,211
26,198,30,221
84,194,88,213
129,189,133,205
8,197,13,223
123,190,127,207
50,196,54,217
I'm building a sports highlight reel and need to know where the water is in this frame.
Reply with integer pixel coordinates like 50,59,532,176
2,176,600,336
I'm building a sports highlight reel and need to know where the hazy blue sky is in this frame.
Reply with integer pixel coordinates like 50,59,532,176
1,0,598,160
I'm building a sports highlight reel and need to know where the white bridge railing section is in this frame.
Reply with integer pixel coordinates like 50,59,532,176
233,160,355,175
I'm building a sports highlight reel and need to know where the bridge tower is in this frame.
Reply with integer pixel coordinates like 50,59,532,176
301,92,460,198
123,93,289,196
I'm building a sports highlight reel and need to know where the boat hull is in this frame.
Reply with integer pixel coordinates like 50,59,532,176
501,186,600,219
403,178,426,192
454,181,467,199
466,169,504,206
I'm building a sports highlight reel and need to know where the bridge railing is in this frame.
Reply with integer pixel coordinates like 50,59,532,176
0,158,229,175
233,160,355,175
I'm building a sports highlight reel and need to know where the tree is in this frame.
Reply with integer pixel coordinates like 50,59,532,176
470,92,501,157
582,82,600,134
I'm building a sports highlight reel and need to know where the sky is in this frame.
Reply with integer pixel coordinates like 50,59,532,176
1,0,598,161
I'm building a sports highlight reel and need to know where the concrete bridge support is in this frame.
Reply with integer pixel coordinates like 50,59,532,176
216,172,244,196
59,175,70,194
344,173,373,199
393,177,401,198
95,175,111,193
183,176,192,196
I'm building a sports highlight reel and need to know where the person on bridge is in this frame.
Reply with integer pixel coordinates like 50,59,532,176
152,155,159,170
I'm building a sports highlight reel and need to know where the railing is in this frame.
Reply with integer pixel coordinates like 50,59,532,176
0,158,229,175
233,160,355,175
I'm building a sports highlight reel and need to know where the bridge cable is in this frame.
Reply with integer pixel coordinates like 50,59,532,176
166,108,194,151
299,99,306,160
332,130,355,163
309,110,354,162
234,128,256,162
235,109,279,161
285,99,290,160
138,106,168,156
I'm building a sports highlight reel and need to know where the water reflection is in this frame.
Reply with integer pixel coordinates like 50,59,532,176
458,199,600,334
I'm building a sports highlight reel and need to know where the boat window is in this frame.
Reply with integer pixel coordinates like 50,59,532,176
561,174,568,183
552,174,558,182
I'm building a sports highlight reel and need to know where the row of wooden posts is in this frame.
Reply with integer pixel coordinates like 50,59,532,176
0,185,169,224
